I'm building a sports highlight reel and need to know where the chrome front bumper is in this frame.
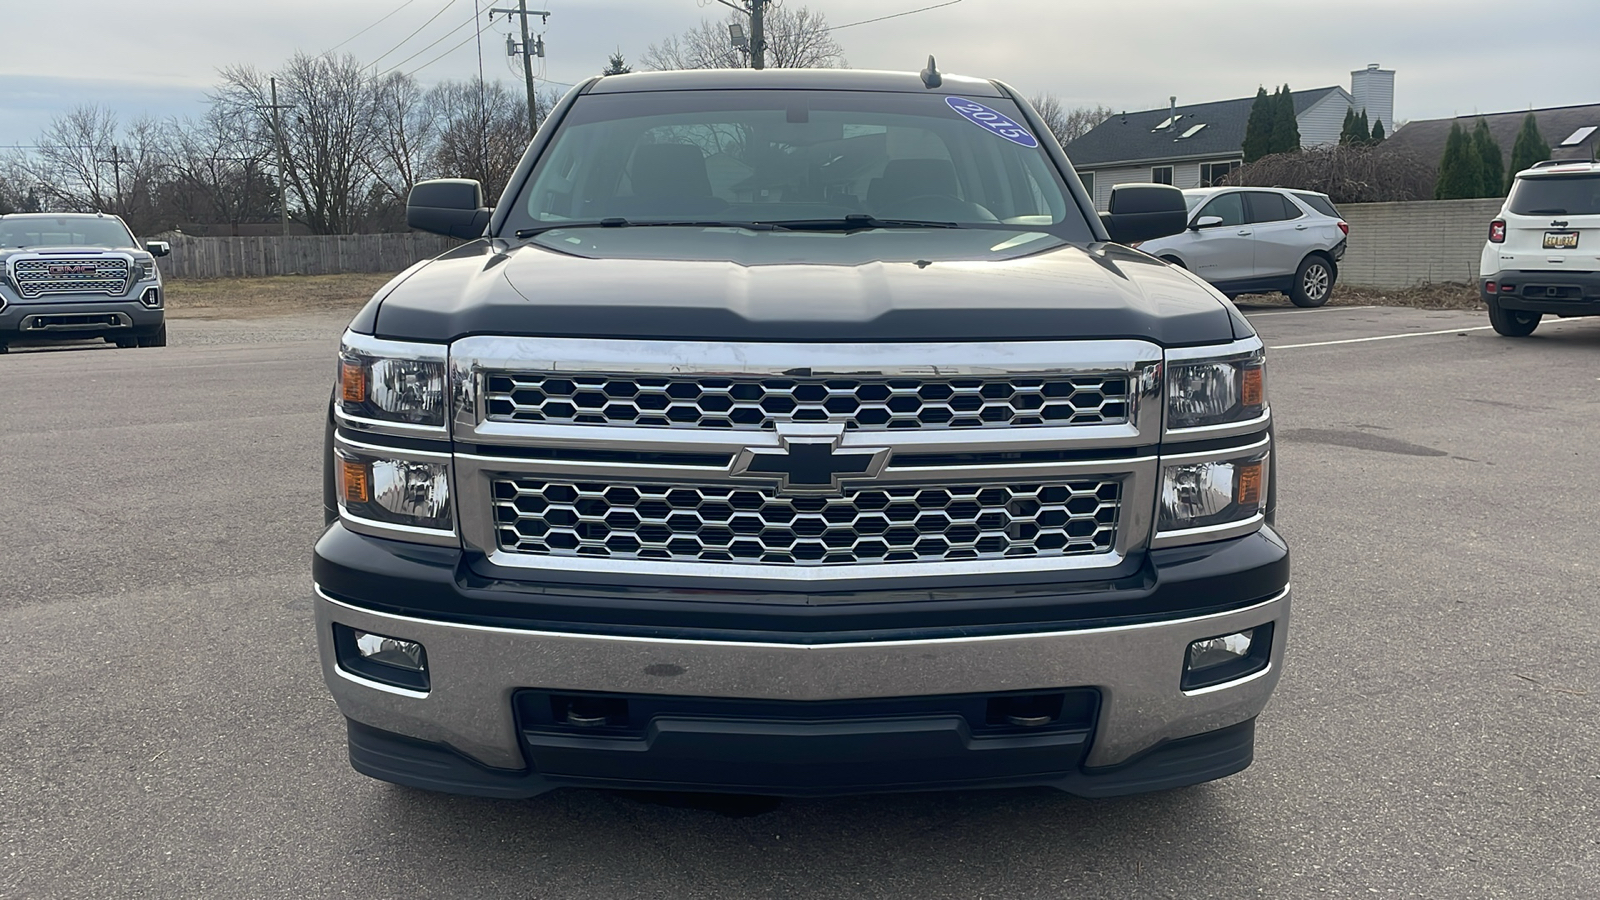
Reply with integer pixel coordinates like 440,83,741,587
315,585,1289,772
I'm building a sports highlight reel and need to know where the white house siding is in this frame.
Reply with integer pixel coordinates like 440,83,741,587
1297,90,1354,148
1080,162,1203,210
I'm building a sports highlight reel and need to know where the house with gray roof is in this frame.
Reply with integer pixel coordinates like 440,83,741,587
1065,65,1394,209
1378,103,1600,179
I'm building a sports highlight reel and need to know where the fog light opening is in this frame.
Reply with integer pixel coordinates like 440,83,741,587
139,287,162,309
1182,622,1273,691
333,623,430,692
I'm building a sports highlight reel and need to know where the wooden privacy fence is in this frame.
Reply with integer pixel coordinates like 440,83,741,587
153,232,463,279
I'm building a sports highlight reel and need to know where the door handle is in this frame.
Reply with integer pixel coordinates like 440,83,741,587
1237,230,1252,236
1295,224,1309,230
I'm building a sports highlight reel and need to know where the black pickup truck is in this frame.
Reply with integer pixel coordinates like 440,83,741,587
313,67,1289,799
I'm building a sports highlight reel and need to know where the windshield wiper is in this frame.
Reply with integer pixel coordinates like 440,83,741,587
757,214,961,231
516,218,784,238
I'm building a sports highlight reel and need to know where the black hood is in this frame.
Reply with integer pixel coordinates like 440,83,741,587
369,228,1241,346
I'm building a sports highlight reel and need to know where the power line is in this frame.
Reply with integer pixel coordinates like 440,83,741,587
827,0,963,30
378,11,480,77
327,0,422,52
367,0,459,69
402,14,500,77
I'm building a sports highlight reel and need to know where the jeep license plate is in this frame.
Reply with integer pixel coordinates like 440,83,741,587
1543,232,1579,250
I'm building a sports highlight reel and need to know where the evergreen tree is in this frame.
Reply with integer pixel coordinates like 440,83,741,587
1355,109,1371,145
1506,112,1550,187
602,49,632,75
1472,118,1505,197
1270,84,1301,153
1242,87,1274,163
1371,118,1385,144
1435,122,1485,199
1340,107,1358,145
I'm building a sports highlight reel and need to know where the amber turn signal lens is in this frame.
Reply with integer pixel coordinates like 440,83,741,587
339,458,371,505
1235,461,1263,506
340,361,367,404
1241,366,1264,408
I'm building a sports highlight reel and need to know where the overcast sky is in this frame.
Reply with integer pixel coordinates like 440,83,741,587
3,0,1597,147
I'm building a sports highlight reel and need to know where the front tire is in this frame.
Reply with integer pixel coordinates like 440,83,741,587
1487,300,1541,336
137,322,168,348
1289,256,1334,308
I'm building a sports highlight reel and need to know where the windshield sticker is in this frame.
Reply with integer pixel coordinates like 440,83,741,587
945,97,1039,148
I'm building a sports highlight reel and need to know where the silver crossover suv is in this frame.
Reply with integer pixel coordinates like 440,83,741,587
1137,187,1348,307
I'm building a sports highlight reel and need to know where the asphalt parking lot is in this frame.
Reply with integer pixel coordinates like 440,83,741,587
2,304,1597,899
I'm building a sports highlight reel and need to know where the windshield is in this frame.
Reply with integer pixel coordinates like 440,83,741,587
0,216,137,249
505,89,1092,240
1507,173,1600,216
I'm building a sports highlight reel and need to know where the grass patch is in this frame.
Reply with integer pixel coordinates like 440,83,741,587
164,273,399,319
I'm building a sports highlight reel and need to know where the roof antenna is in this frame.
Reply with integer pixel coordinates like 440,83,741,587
920,55,941,89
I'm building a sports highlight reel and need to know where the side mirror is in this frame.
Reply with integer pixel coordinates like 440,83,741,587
407,179,491,239
1191,215,1224,230
145,240,171,257
1099,183,1188,245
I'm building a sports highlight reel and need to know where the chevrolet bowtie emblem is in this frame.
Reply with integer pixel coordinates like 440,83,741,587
729,423,890,495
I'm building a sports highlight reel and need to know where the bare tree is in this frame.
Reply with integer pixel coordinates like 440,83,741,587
1027,93,1111,148
642,5,844,70
213,53,383,234
22,106,168,233
426,78,537,205
1227,144,1436,203
159,105,275,232
370,72,436,208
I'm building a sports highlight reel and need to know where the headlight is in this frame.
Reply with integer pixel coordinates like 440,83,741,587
134,259,156,281
337,335,448,430
1167,348,1265,431
336,447,454,533
1158,449,1267,533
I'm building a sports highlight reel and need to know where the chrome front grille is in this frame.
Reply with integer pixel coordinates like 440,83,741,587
451,336,1164,581
11,256,131,299
491,477,1121,566
484,372,1132,430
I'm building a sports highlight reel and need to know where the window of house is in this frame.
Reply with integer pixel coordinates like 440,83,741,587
1200,160,1241,187
1078,170,1095,198
1151,166,1174,185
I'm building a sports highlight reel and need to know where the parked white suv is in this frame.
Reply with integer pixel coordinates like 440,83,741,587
1480,160,1600,336
1136,187,1349,307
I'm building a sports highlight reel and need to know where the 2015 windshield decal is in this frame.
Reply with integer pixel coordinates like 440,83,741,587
945,97,1039,148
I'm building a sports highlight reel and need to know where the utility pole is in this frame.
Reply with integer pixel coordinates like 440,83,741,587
750,0,767,70
492,4,550,139
258,77,295,236
96,145,124,214
715,0,767,69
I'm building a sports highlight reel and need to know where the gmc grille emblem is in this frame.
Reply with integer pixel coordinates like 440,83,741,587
47,265,97,275
730,423,890,495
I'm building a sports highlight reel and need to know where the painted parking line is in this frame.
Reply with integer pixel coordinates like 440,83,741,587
1243,305,1376,318
1271,325,1494,349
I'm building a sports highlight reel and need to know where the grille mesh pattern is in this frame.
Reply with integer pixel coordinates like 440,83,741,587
12,258,131,299
491,477,1121,566
484,373,1131,431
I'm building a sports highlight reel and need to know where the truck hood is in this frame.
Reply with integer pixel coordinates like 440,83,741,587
369,228,1241,346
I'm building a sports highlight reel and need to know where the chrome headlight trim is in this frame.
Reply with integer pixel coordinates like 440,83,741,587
1163,336,1268,440
335,332,450,439
1151,434,1271,549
